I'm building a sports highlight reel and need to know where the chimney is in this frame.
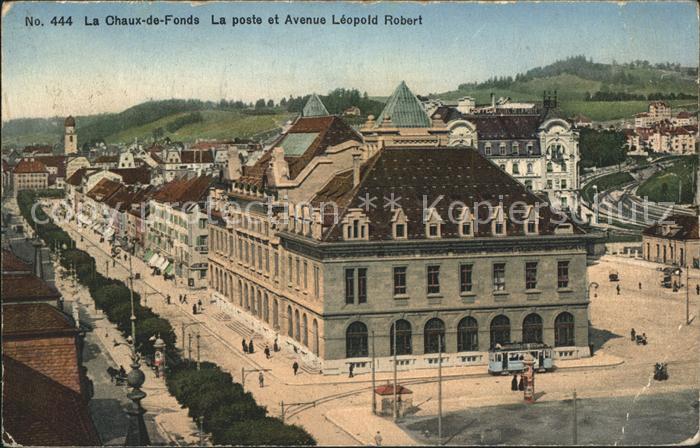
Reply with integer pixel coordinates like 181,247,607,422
352,151,361,187
491,93,495,109
32,238,43,279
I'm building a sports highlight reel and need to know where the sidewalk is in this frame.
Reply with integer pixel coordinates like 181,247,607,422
325,407,420,446
54,261,199,445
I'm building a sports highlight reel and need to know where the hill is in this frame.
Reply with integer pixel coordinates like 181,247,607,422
431,56,697,121
2,88,383,149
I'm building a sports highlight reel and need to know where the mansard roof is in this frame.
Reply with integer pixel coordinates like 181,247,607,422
433,106,543,140
643,214,699,240
238,116,362,189
302,94,330,117
375,81,431,128
312,146,584,241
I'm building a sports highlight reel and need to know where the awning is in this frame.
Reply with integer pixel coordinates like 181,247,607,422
143,249,154,262
104,228,115,239
164,264,174,275
148,253,160,267
158,258,170,271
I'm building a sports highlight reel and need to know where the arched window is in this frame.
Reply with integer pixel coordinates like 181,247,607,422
522,313,543,343
286,306,293,337
313,319,319,355
302,313,308,346
346,322,368,358
555,312,575,347
389,320,412,355
238,279,243,307
264,293,270,323
273,299,279,329
294,310,301,341
490,315,510,348
457,317,478,352
546,162,553,173
424,318,445,354
527,163,533,174
244,284,250,310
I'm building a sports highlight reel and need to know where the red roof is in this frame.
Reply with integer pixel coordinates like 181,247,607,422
2,303,76,338
23,144,53,154
2,355,101,446
151,175,213,204
38,155,67,177
180,149,214,164
109,166,151,185
86,177,122,202
13,158,48,174
1,273,61,304
676,111,695,119
375,384,413,396
1,249,32,274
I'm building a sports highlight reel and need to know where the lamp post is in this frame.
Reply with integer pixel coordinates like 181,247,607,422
118,237,150,447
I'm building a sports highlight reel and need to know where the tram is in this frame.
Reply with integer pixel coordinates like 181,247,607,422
487,342,554,374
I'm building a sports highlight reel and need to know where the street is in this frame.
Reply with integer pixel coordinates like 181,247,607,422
43,198,700,446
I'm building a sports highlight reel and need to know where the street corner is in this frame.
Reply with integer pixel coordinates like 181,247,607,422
324,406,420,447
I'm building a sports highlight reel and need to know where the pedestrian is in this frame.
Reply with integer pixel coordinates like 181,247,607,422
248,339,255,354
349,363,354,378
511,374,518,391
631,328,636,341
518,375,524,391
192,303,197,315
112,259,116,268
616,284,621,295
119,365,127,377
638,282,642,290
242,339,248,353
184,294,188,304
374,431,383,447
696,284,699,296
179,294,182,304
197,299,202,313
293,361,299,376
258,371,264,388
273,338,279,352
166,295,171,305
264,345,271,359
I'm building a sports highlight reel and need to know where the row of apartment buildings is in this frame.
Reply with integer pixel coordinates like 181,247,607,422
626,101,698,155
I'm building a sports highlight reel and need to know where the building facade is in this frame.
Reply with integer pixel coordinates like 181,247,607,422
207,93,597,374
12,158,49,192
642,215,700,268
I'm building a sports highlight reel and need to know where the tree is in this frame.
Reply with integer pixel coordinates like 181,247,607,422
254,99,266,109
266,99,274,108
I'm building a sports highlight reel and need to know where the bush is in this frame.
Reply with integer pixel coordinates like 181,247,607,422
217,417,316,446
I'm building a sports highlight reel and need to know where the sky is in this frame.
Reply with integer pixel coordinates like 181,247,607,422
2,1,698,120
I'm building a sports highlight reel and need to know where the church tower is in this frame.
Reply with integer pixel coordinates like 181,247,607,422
64,116,77,154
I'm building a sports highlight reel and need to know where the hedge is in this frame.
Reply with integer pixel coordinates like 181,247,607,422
17,190,316,446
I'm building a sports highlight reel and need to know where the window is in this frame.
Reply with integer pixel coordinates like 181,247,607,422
460,264,473,293
527,163,533,174
427,265,440,294
257,246,263,270
547,179,553,189
525,262,538,289
499,143,506,155
527,221,537,234
557,261,570,288
251,242,256,266
429,224,439,237
295,257,300,285
395,223,406,239
524,180,533,190
424,318,445,354
345,269,354,304
490,315,510,348
555,312,575,347
457,317,478,352
274,252,279,277
358,268,367,303
561,179,567,189
495,222,504,235
547,162,553,173
512,163,519,175
461,221,472,237
522,313,543,343
303,261,308,289
346,322,368,358
393,267,407,295
390,320,412,355
288,255,293,282
485,142,492,155
512,142,519,154
313,266,320,298
493,263,506,291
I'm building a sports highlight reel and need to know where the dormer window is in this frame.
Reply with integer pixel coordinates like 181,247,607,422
391,208,408,239
424,207,443,239
458,207,475,238
485,142,492,155
527,143,534,154
499,143,507,155
343,209,369,241
512,142,519,154
491,205,507,236
524,206,539,235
